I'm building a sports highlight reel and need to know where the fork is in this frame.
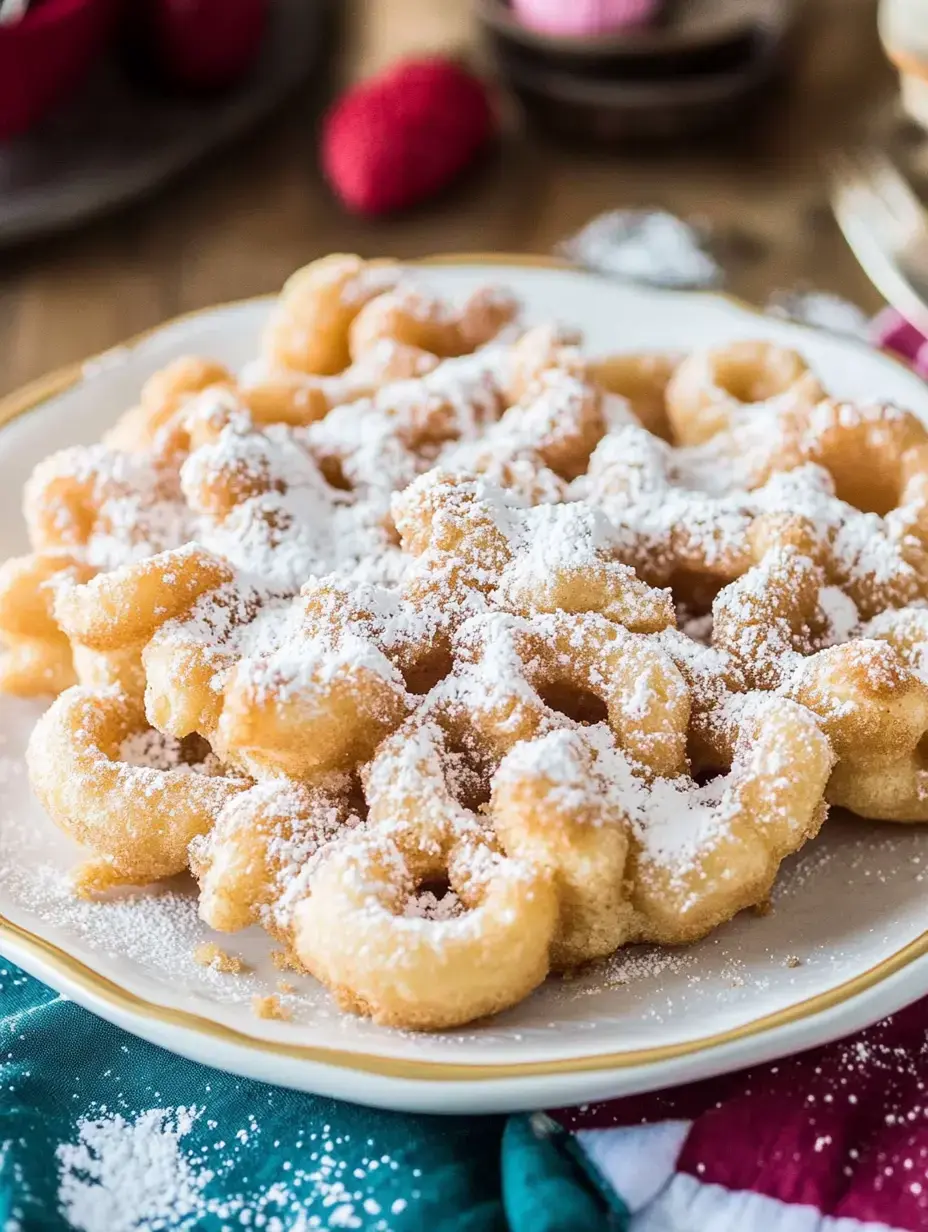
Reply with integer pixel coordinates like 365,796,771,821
831,147,928,336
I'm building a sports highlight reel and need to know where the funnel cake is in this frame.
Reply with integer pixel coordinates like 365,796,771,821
294,632,831,1027
11,255,928,1031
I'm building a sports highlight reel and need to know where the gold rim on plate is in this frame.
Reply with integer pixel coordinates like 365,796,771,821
1,252,926,1083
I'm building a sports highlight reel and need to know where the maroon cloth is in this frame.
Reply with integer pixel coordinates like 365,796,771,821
556,1001,928,1226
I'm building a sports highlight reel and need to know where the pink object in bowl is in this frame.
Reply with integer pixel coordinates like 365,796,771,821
510,0,662,38
140,0,269,93
0,0,118,141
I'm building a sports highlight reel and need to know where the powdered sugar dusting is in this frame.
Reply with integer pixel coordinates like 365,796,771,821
57,1106,210,1231
55,1103,422,1231
118,729,224,777
561,210,723,289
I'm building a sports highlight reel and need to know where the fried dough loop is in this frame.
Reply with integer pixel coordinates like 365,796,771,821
261,253,403,376
666,340,824,446
0,551,96,695
393,469,676,633
191,775,362,937
103,357,236,457
294,716,558,1029
712,566,928,823
27,686,246,882
452,610,690,777
14,259,928,1031
348,282,518,363
215,613,412,781
493,695,832,956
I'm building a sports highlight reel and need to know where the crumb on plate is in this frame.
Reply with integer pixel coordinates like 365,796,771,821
71,859,132,900
193,942,249,974
252,994,292,1021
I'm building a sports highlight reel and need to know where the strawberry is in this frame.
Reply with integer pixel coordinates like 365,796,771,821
126,0,268,93
321,58,495,217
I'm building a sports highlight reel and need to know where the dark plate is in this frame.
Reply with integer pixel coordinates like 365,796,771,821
0,0,329,248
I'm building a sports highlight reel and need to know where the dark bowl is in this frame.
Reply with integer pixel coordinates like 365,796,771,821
497,24,787,146
476,0,795,145
476,0,788,78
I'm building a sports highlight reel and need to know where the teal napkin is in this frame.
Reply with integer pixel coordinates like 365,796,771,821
0,962,608,1231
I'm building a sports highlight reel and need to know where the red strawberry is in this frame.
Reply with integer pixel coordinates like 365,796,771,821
126,0,268,93
321,58,495,216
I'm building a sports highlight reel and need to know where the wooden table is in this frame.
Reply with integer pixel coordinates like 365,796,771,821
0,0,902,397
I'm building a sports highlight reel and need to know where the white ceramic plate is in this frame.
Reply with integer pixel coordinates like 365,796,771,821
3,258,928,1115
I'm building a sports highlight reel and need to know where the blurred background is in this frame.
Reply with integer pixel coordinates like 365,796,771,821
0,0,923,397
